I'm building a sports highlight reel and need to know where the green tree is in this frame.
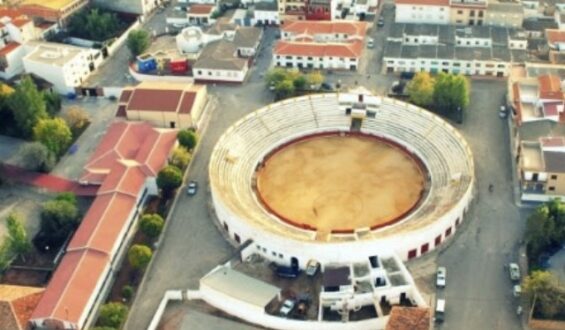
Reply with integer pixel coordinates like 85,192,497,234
128,244,152,269
56,192,77,205
526,205,553,261
523,271,565,319
265,68,289,85
306,71,324,87
7,76,48,138
275,79,295,99
68,8,121,41
19,142,56,172
156,165,183,197
97,302,128,328
0,242,12,272
432,72,470,116
293,76,307,90
5,212,31,262
127,29,151,57
139,213,164,238
33,118,72,157
40,198,79,246
177,129,198,150
44,91,62,116
169,146,191,170
407,72,435,108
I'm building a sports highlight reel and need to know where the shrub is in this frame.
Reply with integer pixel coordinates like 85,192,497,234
169,146,191,170
127,30,150,57
156,165,183,197
97,302,128,328
121,285,133,300
19,142,56,172
139,213,164,238
177,130,198,150
39,198,79,248
128,244,152,270
33,118,73,157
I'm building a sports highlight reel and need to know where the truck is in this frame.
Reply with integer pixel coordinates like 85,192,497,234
435,299,446,323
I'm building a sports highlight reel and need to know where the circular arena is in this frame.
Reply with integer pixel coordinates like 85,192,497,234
209,92,474,267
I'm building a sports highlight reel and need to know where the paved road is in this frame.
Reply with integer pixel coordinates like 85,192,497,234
435,80,527,330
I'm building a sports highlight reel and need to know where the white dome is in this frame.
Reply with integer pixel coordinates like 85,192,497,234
176,26,204,54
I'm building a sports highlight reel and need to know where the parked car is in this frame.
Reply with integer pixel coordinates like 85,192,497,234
513,285,522,297
509,263,521,281
320,82,335,91
377,17,385,27
279,299,296,317
499,105,507,118
436,266,447,288
367,37,374,48
187,181,198,196
276,265,300,278
305,259,320,276
435,299,446,323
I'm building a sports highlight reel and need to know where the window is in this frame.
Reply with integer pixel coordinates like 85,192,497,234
470,10,475,17
445,227,452,237
408,249,417,259
549,187,555,191
208,71,212,76
435,235,442,246
457,10,463,14
551,174,558,180
279,253,283,258
256,245,261,250
272,251,277,257
421,243,429,254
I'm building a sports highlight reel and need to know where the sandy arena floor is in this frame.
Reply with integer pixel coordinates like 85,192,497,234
256,135,426,231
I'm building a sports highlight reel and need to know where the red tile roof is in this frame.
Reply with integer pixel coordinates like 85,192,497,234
542,101,562,117
31,250,109,328
0,285,44,330
538,74,563,100
127,89,184,112
282,21,368,38
135,129,177,176
541,136,565,147
119,89,132,103
274,40,363,58
188,4,215,15
0,7,29,21
179,91,197,114
0,42,21,56
97,161,147,196
67,192,137,254
546,29,565,45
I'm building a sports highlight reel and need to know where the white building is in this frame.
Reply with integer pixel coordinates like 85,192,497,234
192,40,250,83
253,1,280,25
383,23,527,77
0,8,39,80
395,0,450,25
23,42,101,94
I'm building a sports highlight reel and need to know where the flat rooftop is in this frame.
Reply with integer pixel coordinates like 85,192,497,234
520,142,544,171
25,42,86,67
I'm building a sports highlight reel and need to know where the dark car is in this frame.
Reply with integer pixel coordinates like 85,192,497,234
377,17,385,27
320,82,335,91
276,265,300,278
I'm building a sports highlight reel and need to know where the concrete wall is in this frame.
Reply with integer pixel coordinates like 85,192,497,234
274,53,359,70
383,57,510,77
193,66,248,82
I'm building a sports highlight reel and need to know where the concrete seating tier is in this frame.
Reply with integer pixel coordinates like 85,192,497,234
209,94,474,242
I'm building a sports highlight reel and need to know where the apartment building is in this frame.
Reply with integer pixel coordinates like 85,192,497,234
0,8,38,79
395,0,524,27
273,21,367,70
23,42,101,94
19,0,88,24
383,23,527,77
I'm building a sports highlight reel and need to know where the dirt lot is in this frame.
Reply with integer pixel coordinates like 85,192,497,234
257,135,425,231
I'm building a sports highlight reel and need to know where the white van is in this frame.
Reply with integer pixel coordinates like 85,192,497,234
435,299,445,323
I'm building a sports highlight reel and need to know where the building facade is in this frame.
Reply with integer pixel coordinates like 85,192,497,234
395,0,450,25
93,0,159,16
19,0,88,24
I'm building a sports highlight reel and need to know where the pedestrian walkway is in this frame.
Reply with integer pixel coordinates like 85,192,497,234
0,164,98,196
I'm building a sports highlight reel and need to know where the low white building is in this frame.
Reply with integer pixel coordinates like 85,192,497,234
193,40,250,83
234,27,263,57
274,41,363,70
23,42,101,94
395,0,450,25
253,1,280,25
384,23,527,77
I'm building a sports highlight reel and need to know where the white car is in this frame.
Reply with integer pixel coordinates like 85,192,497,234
509,263,520,281
279,299,296,317
367,37,374,48
436,266,446,288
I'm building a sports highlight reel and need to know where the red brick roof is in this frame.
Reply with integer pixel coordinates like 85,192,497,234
541,136,565,147
0,285,44,330
282,21,368,38
275,40,363,58
538,74,563,100
386,307,431,330
31,250,109,328
546,29,565,45
67,192,137,254
128,89,184,112
0,42,21,56
187,4,215,15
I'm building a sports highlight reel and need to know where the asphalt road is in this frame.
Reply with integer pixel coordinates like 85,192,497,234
435,80,527,330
